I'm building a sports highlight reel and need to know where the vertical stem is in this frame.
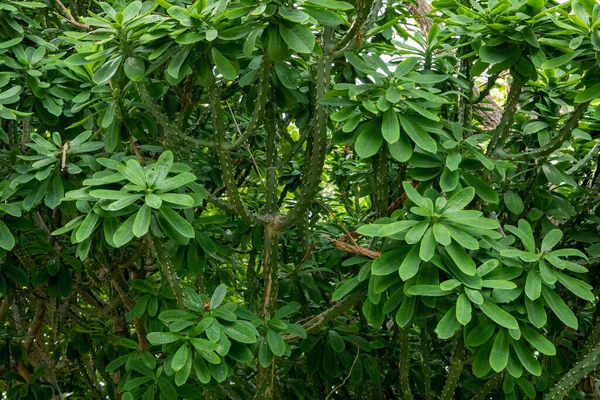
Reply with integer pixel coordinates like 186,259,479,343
486,80,523,156
261,224,280,318
372,146,389,218
440,336,464,400
420,328,433,400
399,328,414,400
472,373,502,400
146,234,185,309
282,27,334,226
208,84,263,225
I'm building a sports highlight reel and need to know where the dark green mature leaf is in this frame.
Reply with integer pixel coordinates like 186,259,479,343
541,285,578,329
462,172,499,203
211,48,237,81
355,122,383,158
399,114,437,153
279,23,315,53
436,306,460,339
267,329,286,357
480,301,518,330
382,109,400,143
490,329,509,372
159,207,194,238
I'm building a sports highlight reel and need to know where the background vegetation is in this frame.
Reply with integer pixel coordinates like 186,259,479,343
0,0,599,398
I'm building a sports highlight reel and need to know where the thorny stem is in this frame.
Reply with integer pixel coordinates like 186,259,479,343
486,80,523,156
399,328,414,400
146,234,185,309
440,335,464,400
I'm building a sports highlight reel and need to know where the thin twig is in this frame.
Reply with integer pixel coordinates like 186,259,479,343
314,199,359,248
54,0,89,29
61,143,69,170
326,341,360,399
226,101,266,188
290,242,317,276
129,135,145,165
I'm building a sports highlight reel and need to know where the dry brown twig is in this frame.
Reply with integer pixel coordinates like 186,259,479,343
54,0,89,29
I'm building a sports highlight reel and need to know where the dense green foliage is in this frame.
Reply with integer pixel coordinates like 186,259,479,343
0,0,600,398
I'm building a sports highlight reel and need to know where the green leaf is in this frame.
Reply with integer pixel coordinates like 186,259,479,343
175,353,192,386
147,332,182,345
152,151,173,186
190,338,218,352
462,172,499,203
158,207,194,238
194,356,211,384
479,44,514,64
76,212,100,243
399,114,437,153
446,241,476,276
489,329,510,372
381,109,400,143
93,56,122,85
511,340,541,376
211,48,237,81
355,122,383,158
554,271,595,301
332,276,359,301
541,50,583,70
113,214,136,248
440,168,459,192
522,27,539,48
157,193,194,207
107,195,143,211
221,323,256,344
267,329,286,357
210,284,227,309
158,377,178,400
0,220,15,251
394,57,420,78
399,245,421,280
525,297,547,328
433,223,451,246
45,171,64,209
155,172,196,191
467,318,495,346
279,22,315,53
443,187,475,213
133,204,151,238
406,285,450,296
541,285,578,329
575,82,600,103
146,193,163,209
520,326,556,356
436,306,460,339
303,8,344,25
405,220,429,244
328,330,345,353
171,344,189,372
456,293,472,325
402,181,431,209
480,301,518,330
305,0,354,10
419,228,436,261
504,190,524,215
525,269,541,300
258,341,273,368
372,248,407,276
542,163,576,187
395,296,416,327
541,229,562,253
4,266,29,287
124,56,145,81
